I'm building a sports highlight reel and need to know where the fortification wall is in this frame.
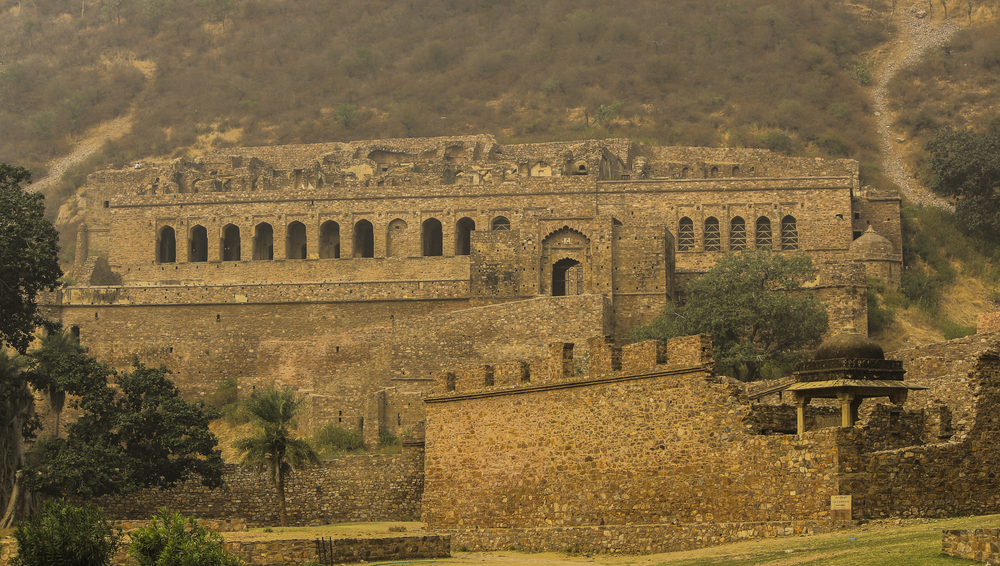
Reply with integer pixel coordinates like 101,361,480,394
89,450,424,527
943,529,1000,564
844,347,1000,518
422,336,844,548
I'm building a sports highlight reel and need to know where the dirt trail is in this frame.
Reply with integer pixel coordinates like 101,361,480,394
29,114,134,195
871,4,959,208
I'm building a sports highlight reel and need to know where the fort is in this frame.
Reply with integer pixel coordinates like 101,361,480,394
37,134,1000,556
56,134,901,441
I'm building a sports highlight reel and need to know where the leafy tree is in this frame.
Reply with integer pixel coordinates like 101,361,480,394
11,498,123,566
0,350,40,528
632,249,829,381
129,508,245,566
234,386,320,527
27,359,225,499
0,164,61,355
925,123,1000,238
28,329,86,439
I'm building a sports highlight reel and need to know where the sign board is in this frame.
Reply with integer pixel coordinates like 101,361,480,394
831,495,852,521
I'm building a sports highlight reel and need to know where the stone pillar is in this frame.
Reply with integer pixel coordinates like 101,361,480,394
838,391,856,428
549,342,574,380
795,394,810,437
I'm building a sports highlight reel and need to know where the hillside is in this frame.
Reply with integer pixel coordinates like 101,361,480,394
1,0,999,348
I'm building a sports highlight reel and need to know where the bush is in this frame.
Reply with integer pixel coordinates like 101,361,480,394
129,509,244,566
313,423,364,454
379,429,400,447
942,319,976,340
867,277,895,336
12,499,123,566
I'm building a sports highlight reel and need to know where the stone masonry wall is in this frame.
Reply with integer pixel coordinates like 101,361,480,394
942,529,1000,564
89,450,424,527
422,336,847,552
843,349,1000,518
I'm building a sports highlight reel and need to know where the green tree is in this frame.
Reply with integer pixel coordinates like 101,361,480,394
27,359,225,499
0,350,40,528
11,498,123,566
0,164,62,355
632,249,829,381
234,386,320,527
925,123,1000,237
28,329,86,439
129,509,245,566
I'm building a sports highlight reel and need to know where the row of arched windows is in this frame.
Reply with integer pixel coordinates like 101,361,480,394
677,216,798,252
156,216,514,263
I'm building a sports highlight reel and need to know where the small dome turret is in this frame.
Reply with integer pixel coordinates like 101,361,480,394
813,332,885,361
850,226,894,255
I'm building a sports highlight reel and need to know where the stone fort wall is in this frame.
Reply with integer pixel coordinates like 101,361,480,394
54,135,901,446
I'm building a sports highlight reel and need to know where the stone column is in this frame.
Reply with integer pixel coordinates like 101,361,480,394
794,393,810,437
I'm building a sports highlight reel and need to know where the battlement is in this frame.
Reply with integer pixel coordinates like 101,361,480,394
428,334,713,399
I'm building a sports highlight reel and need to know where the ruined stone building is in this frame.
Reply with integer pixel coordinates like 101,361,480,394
56,134,902,438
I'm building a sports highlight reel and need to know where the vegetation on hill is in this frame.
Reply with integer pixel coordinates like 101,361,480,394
0,0,896,215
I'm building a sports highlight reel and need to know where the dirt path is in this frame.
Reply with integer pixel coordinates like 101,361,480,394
28,114,134,195
871,5,959,208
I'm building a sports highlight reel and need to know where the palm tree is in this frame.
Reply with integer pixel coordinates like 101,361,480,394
234,386,320,527
28,329,85,439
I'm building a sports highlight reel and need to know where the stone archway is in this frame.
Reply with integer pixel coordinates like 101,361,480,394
541,226,591,296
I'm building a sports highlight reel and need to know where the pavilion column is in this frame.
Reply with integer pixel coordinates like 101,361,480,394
837,391,856,428
794,394,810,437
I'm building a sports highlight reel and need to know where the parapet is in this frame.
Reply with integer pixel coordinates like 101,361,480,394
431,334,713,398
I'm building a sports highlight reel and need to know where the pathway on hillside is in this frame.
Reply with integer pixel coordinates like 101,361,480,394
872,5,959,209
29,114,133,196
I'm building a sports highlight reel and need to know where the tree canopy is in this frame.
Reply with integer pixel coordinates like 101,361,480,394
0,164,62,354
234,386,319,527
925,121,1000,237
26,358,225,499
632,249,829,381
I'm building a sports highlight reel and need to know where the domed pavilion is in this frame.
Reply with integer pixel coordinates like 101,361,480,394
786,332,925,436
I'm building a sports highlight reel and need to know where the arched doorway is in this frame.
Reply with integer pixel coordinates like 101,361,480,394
319,221,340,259
552,258,583,296
354,220,374,258
422,218,443,256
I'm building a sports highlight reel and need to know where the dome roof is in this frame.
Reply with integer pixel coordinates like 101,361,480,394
813,332,885,361
850,226,894,255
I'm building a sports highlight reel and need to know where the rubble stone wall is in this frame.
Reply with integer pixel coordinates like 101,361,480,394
943,529,1000,564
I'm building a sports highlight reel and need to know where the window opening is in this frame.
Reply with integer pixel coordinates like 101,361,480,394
730,217,746,250
157,226,177,263
286,221,307,259
353,220,375,258
781,215,798,250
422,218,443,256
253,223,274,260
222,224,241,261
677,217,694,251
320,221,341,259
491,216,510,231
189,225,208,262
756,216,772,249
704,217,721,251
455,217,475,256
386,218,409,257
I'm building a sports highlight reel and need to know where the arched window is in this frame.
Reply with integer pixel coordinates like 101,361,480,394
710,166,719,177
422,218,443,257
386,218,409,258
732,166,740,176
286,221,307,259
704,217,721,251
730,217,746,251
756,216,772,249
319,221,340,259
455,217,475,256
222,224,241,261
354,220,374,258
552,258,582,296
253,223,274,260
188,225,208,262
677,217,694,251
781,215,798,250
157,226,176,263
491,216,510,231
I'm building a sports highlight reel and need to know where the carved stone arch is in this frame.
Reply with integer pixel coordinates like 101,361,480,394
387,218,409,258
156,225,177,263
541,226,592,296
188,225,208,262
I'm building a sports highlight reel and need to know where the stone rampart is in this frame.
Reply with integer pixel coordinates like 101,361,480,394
422,335,848,550
943,529,1000,564
89,450,424,528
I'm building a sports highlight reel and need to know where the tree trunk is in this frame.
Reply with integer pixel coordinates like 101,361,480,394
277,468,287,527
